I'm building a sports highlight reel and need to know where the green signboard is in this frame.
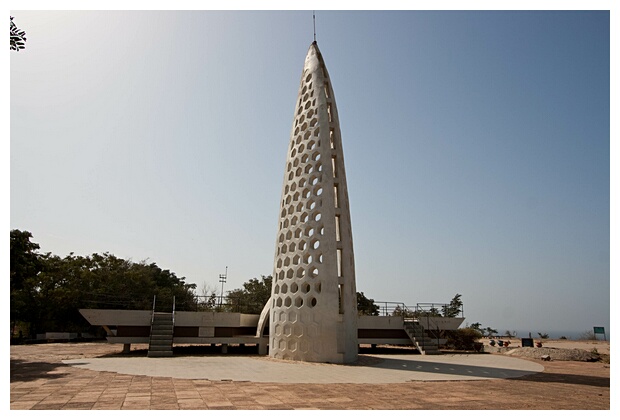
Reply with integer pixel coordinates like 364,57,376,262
593,326,605,334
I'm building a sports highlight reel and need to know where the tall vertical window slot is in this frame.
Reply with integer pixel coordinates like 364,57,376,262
335,215,341,242
324,82,330,99
332,156,338,178
334,184,340,208
338,284,344,314
329,128,335,149
337,249,343,277
327,104,333,122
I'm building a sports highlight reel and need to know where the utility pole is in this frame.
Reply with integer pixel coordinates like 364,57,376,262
219,266,228,309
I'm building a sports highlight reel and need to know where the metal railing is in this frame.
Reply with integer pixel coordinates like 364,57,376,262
369,300,464,352
373,302,429,352
151,295,156,325
372,301,414,317
370,301,463,318
416,302,464,318
172,296,176,327
189,295,261,313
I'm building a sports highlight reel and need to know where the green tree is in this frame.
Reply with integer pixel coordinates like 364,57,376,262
10,230,44,335
484,327,498,337
10,230,42,290
442,293,463,317
469,322,484,335
10,230,198,336
10,16,26,51
225,276,272,314
392,305,416,318
357,292,379,315
195,284,218,311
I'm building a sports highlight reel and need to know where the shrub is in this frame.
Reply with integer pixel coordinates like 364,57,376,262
445,328,483,351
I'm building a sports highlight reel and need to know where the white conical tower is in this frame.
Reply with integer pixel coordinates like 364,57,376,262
268,42,358,363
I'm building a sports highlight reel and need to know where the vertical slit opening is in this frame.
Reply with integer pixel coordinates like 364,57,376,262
338,284,344,314
329,128,335,149
337,249,343,277
332,156,337,178
334,184,340,208
335,215,341,242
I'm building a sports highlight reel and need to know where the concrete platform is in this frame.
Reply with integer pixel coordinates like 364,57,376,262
63,353,543,383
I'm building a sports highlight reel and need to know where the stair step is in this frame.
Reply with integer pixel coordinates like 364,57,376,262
147,350,173,357
151,328,173,333
149,345,172,351
403,323,443,355
150,340,172,346
148,307,175,357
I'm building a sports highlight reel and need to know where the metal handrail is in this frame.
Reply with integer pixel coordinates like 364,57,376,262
151,295,156,325
369,301,464,320
371,301,412,317
172,296,176,327
416,302,464,318
370,300,464,353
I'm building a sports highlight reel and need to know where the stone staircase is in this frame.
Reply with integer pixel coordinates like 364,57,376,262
403,322,442,355
148,312,174,357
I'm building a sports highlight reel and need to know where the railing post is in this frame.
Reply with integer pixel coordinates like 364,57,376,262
151,295,156,325
172,296,176,327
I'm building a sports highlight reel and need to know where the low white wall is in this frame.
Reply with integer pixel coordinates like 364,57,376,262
79,309,151,326
358,315,404,329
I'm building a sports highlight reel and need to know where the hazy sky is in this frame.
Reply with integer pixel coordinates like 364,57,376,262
9,6,613,337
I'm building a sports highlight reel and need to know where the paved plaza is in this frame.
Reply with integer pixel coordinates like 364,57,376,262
10,342,611,410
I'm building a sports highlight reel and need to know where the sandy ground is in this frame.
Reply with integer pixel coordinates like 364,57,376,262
480,338,610,354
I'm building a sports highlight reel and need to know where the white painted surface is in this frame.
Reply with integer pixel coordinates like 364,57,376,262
63,353,544,383
269,42,358,363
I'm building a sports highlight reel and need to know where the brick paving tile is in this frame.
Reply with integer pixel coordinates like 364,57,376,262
228,399,260,406
205,401,235,409
121,405,151,410
151,403,180,410
224,393,249,399
62,402,96,409
175,391,202,398
14,392,52,402
93,401,124,410
153,388,177,394
100,394,128,402
40,396,73,405
178,398,208,408
32,403,67,410
152,392,177,398
10,401,39,410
